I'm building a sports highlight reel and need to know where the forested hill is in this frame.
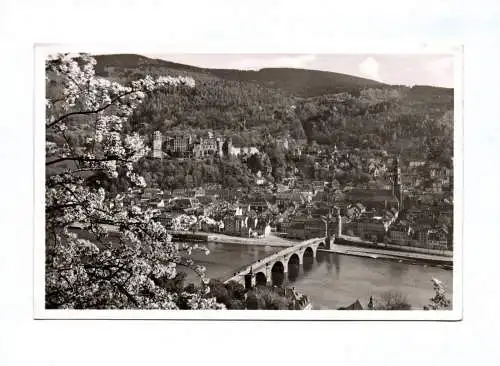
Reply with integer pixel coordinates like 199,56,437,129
93,54,387,97
206,67,385,97
94,54,204,74
90,54,453,161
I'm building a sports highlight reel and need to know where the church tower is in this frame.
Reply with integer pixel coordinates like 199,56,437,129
392,155,403,210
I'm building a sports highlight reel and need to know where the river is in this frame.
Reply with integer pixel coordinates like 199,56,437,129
183,241,453,310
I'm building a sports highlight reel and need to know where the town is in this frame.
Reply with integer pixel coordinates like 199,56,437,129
123,129,453,253
44,52,455,313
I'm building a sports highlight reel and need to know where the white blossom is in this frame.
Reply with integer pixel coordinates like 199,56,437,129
44,53,221,310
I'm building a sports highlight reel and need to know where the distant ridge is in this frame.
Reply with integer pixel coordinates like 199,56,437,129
93,54,393,97
93,53,205,74
207,67,385,97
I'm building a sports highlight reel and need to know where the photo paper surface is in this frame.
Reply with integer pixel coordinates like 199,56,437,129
35,45,462,320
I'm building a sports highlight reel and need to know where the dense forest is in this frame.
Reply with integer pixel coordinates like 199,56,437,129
125,79,306,146
92,54,452,159
56,54,453,189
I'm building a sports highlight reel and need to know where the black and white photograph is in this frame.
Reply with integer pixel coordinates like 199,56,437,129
37,48,462,319
7,1,500,365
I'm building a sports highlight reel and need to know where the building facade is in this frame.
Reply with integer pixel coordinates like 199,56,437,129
152,131,163,159
171,135,192,156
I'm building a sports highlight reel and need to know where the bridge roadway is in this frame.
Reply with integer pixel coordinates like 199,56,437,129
224,237,329,288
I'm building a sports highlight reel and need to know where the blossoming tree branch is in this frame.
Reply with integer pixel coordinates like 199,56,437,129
45,53,223,309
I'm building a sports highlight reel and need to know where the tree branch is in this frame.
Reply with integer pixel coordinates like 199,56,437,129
46,90,136,128
117,283,139,307
46,155,131,166
46,202,82,211
62,130,80,169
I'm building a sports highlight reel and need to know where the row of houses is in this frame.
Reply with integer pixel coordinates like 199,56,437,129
156,204,273,238
404,161,453,194
222,215,271,238
338,217,450,250
278,202,344,240
387,224,450,250
281,216,328,240
342,206,399,242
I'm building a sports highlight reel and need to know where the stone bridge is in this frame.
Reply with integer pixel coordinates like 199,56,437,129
224,237,331,289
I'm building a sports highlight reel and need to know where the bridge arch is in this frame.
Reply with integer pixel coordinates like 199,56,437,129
287,253,300,282
271,261,285,287
255,272,267,286
303,247,314,273
225,238,330,288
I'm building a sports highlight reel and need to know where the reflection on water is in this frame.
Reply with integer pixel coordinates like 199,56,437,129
185,242,281,283
387,260,410,279
182,242,453,310
292,253,453,310
330,254,341,278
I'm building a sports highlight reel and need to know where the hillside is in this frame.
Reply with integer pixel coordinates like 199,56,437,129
86,54,453,161
94,53,204,74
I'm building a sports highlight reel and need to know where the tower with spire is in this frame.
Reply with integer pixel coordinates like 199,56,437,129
392,155,403,210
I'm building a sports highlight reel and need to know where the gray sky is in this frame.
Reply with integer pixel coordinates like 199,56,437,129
146,53,454,88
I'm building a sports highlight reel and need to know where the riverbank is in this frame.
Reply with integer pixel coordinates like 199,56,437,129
207,232,300,247
171,232,453,268
336,235,453,257
169,231,299,247
322,243,453,269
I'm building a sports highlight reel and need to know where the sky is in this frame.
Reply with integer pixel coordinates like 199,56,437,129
145,53,454,88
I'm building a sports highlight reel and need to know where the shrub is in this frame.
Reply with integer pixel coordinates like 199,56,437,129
159,272,187,293
225,280,246,301
245,286,291,310
428,278,451,310
375,291,411,310
227,299,245,310
207,280,231,306
245,291,266,310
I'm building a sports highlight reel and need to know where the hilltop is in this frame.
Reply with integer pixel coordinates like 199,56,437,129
94,54,207,75
206,67,386,97
93,54,391,97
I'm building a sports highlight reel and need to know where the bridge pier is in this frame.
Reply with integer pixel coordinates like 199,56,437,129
295,264,302,279
325,234,335,250
244,273,255,290
282,271,289,288
264,263,271,286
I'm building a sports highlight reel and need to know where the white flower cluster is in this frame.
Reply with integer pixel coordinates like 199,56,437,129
156,75,196,89
46,141,58,156
183,293,226,310
127,172,147,188
151,261,177,279
45,53,221,310
123,133,148,162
